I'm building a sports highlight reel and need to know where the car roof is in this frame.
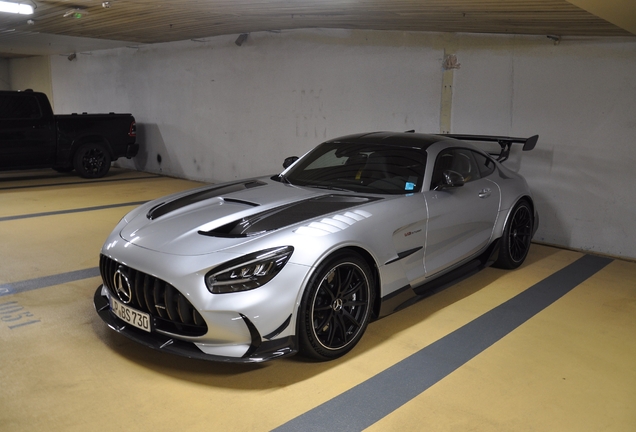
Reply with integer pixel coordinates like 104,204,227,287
325,131,456,150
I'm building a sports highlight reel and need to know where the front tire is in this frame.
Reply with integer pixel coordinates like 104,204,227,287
495,200,533,269
73,143,111,178
299,251,374,361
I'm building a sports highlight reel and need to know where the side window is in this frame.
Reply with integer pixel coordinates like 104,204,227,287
0,95,42,120
431,148,481,189
472,151,496,177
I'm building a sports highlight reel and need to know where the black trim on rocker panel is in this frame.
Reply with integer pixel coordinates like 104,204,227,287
378,240,500,317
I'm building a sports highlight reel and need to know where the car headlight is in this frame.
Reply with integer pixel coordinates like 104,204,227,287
205,246,294,294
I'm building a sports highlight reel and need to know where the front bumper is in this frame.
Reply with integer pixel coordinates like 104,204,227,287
94,286,297,363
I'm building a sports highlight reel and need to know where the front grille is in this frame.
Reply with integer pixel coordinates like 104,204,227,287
100,254,208,337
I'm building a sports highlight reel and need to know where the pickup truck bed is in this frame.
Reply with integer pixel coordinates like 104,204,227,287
0,90,138,178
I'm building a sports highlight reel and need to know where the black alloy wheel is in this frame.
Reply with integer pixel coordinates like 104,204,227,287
495,200,533,269
73,143,112,178
299,251,374,360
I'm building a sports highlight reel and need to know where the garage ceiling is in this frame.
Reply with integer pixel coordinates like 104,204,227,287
0,0,634,58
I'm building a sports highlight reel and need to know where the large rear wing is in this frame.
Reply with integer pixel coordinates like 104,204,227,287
441,134,539,162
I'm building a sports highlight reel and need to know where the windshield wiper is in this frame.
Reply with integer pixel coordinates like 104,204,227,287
278,174,293,185
305,184,354,192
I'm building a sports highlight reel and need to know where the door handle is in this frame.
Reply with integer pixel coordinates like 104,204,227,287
478,188,491,198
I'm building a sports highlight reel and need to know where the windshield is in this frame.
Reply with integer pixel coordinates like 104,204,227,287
282,142,426,195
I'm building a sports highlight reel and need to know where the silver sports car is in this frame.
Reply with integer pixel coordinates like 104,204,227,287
94,131,539,362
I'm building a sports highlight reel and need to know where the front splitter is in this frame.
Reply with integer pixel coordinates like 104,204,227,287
93,286,297,363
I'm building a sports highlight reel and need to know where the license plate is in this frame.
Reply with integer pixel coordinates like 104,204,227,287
110,296,151,332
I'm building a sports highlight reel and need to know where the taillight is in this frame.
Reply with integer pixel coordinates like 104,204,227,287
129,121,136,137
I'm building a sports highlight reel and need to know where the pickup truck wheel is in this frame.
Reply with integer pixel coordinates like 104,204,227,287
74,144,111,178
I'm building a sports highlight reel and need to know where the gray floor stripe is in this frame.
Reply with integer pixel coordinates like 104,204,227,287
0,201,147,222
0,174,162,191
0,267,100,297
274,254,613,432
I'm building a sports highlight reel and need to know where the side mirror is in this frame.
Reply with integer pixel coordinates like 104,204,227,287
283,156,299,169
441,170,465,188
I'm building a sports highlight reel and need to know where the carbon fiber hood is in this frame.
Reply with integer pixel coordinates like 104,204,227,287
118,178,380,256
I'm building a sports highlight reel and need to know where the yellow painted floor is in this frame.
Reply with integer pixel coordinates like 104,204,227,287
1,168,635,431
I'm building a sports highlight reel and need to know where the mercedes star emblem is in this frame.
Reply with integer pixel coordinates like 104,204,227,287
113,267,132,304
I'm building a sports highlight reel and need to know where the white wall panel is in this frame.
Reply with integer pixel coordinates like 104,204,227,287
450,34,636,259
51,29,442,182
50,29,636,259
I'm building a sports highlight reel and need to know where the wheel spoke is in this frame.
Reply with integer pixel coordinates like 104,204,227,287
314,308,333,337
334,313,349,343
320,279,337,302
325,314,342,346
342,278,363,298
336,266,354,297
342,309,361,329
344,299,366,308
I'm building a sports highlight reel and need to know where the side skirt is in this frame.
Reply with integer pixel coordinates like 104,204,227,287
377,239,500,318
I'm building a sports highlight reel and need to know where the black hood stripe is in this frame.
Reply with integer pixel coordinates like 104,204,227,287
147,180,266,220
199,194,381,238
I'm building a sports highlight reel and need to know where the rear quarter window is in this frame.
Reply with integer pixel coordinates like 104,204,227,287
473,151,496,177
0,95,42,120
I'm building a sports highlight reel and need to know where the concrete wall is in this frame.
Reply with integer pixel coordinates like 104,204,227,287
7,56,53,106
50,30,442,180
448,34,636,259
0,59,9,90
48,29,636,259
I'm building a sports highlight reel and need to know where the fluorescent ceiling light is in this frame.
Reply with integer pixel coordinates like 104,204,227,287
0,1,34,15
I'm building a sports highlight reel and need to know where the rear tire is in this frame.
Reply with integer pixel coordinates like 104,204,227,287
73,143,111,178
298,251,374,361
494,200,533,269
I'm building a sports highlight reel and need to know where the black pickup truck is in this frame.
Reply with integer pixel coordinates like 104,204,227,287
0,90,138,178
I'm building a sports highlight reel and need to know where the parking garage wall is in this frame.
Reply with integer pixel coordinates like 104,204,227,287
8,56,54,104
447,34,636,260
48,29,636,259
0,59,8,90
50,30,443,183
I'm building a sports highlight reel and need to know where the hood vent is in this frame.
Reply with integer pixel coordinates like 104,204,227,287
147,180,265,220
199,194,380,238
